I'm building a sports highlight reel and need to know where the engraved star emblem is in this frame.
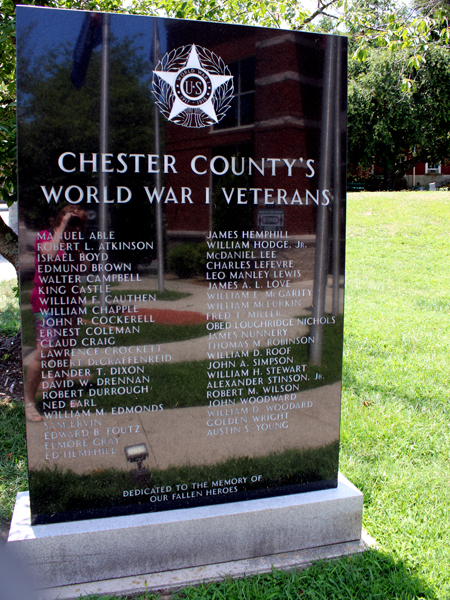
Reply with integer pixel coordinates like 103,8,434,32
153,45,233,123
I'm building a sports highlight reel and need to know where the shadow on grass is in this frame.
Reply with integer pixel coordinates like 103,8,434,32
171,549,436,600
68,548,437,599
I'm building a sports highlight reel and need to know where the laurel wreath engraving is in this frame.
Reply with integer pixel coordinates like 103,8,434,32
152,45,234,128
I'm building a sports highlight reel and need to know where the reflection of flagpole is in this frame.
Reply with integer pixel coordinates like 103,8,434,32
153,20,164,293
99,13,110,308
332,37,343,317
71,13,102,90
309,36,335,366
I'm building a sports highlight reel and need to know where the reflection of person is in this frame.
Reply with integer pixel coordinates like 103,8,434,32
24,207,88,422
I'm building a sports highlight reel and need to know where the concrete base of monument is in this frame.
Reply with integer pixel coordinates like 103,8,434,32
39,536,374,600
8,473,363,598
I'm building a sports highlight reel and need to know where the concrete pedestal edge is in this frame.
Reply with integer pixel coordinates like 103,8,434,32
8,472,364,595
40,533,375,600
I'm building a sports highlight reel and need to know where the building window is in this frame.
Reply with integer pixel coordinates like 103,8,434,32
214,57,255,130
425,162,441,174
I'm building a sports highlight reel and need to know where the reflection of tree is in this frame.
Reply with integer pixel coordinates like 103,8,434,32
18,35,159,266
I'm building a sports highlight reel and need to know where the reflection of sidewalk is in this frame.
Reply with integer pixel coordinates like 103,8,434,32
23,275,344,367
0,206,17,282
26,382,341,474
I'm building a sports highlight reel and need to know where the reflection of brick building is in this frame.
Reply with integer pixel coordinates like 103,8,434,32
158,24,346,242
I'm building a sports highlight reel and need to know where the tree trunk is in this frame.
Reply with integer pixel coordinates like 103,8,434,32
0,215,19,273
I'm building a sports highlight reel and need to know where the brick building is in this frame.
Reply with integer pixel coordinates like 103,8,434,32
156,22,346,244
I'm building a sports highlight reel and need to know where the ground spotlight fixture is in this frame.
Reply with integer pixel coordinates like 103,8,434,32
124,443,150,477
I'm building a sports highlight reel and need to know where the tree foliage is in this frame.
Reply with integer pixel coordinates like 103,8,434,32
341,0,450,66
0,0,17,206
348,44,450,188
128,0,311,28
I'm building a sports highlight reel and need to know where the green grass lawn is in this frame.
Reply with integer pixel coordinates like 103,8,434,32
339,191,450,599
1,191,449,598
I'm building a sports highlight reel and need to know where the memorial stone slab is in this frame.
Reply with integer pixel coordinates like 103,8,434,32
15,5,348,529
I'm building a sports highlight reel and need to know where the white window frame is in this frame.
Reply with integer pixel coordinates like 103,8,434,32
213,58,255,131
425,162,441,174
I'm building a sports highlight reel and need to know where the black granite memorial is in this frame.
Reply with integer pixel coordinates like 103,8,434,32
16,5,347,526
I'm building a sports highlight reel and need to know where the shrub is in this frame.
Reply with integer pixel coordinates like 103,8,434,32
167,243,201,278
